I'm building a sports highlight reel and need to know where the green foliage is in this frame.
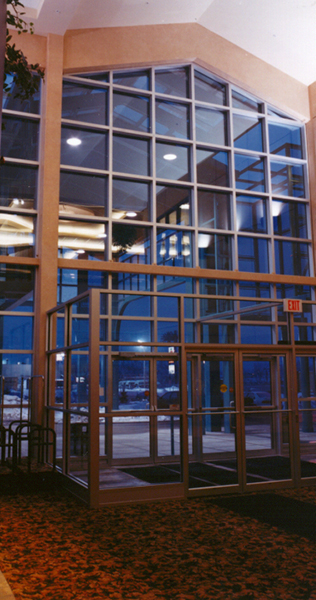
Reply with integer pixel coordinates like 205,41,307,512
5,0,44,100
112,224,138,252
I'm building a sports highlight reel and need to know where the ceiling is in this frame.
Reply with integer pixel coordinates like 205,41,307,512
22,0,316,86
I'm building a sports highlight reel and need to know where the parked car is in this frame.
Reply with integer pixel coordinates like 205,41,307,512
118,380,149,402
245,390,271,406
157,391,180,409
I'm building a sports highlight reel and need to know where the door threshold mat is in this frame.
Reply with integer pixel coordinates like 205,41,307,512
120,462,243,487
119,465,181,485
210,493,316,541
216,455,316,480
217,455,292,480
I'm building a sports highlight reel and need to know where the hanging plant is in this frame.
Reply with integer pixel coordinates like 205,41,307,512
4,0,44,100
112,223,138,253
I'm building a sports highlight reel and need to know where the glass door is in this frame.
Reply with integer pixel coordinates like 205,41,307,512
187,353,240,491
186,350,294,495
105,355,182,487
242,354,293,486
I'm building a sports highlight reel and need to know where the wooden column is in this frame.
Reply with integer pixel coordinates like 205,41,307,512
307,81,316,275
33,33,63,424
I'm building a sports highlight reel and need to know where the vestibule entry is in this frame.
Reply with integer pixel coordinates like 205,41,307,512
46,288,316,507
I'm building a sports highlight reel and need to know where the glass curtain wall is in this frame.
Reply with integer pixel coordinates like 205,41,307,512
57,270,316,346
1,74,40,257
59,65,311,280
0,76,39,427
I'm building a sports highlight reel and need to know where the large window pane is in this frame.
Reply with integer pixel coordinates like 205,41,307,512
0,213,34,257
61,126,108,170
113,70,150,90
276,284,311,301
1,116,39,161
111,320,152,345
112,294,151,318
62,81,108,125
0,265,34,312
235,154,265,192
195,108,227,145
113,179,150,221
156,185,191,225
232,90,262,113
236,195,267,232
113,92,150,132
273,200,308,238
194,70,226,105
156,142,190,182
0,164,37,209
240,300,271,321
58,269,108,304
275,240,310,276
3,73,41,113
155,67,189,98
233,115,263,152
199,278,235,296
201,324,235,343
113,135,150,176
198,233,232,270
112,417,150,458
157,229,192,267
269,123,303,159
58,219,107,261
75,72,109,83
239,281,271,298
0,315,33,349
112,272,152,292
270,161,305,197
59,171,107,216
238,236,269,273
196,149,229,186
241,325,272,344
198,190,230,229
200,295,234,318
155,100,190,139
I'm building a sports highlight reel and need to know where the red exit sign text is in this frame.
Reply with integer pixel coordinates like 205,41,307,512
283,299,303,312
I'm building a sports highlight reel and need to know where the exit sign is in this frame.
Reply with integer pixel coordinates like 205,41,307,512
283,299,303,312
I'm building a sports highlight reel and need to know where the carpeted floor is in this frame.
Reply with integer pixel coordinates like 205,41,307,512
1,475,316,599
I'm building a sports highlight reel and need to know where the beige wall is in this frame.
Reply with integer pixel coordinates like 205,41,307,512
63,23,310,121
11,23,310,120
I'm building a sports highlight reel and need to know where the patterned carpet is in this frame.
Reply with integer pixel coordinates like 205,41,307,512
0,475,316,600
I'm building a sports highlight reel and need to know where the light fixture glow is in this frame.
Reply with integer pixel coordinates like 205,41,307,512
198,234,211,249
77,249,85,254
163,153,177,161
272,201,284,217
126,211,137,218
169,234,178,257
182,235,190,257
181,203,190,210
67,137,82,147
112,211,125,220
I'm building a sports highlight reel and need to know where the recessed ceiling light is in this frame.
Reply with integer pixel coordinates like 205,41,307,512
77,249,85,254
181,203,190,210
67,137,82,146
126,211,137,217
163,153,177,161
